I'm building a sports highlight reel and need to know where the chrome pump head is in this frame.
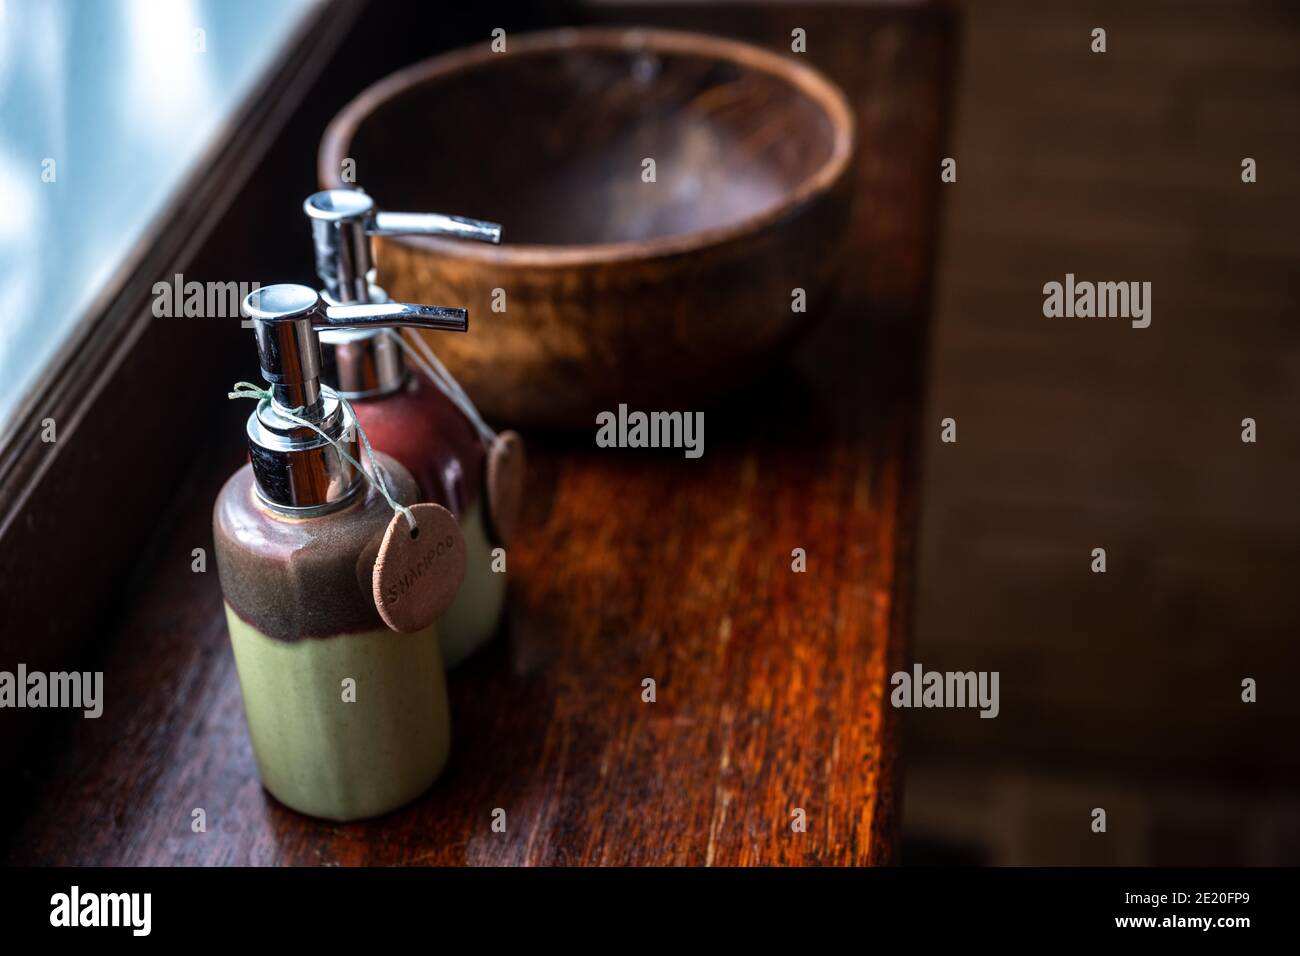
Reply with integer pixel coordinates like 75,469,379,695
304,188,501,398
239,283,468,515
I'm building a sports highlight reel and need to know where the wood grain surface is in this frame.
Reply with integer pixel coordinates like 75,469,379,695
2,2,951,866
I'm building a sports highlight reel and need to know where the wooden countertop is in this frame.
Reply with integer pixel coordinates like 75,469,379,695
3,3,951,866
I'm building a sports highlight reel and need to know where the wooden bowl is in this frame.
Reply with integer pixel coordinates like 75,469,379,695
320,27,855,428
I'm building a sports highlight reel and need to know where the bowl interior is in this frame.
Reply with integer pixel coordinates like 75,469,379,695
338,36,844,247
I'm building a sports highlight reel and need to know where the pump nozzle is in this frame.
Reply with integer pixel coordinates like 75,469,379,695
304,189,501,305
304,188,501,399
369,211,502,245
243,284,467,414
239,283,468,513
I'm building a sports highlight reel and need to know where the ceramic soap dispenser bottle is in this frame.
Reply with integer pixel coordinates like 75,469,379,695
213,283,469,822
305,188,513,668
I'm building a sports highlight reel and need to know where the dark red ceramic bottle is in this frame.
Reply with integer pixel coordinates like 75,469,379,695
320,328,504,668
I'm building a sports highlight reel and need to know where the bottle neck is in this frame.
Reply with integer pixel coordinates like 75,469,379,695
317,285,409,399
319,327,409,399
246,389,364,515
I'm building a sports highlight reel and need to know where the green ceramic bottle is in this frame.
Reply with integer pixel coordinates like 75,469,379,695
213,283,466,821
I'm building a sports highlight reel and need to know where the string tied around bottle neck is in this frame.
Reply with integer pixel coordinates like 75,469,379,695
227,381,416,532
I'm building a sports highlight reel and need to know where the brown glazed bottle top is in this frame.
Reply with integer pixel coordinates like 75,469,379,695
213,454,420,642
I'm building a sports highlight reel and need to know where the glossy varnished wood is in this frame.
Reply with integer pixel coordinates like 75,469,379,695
2,3,951,866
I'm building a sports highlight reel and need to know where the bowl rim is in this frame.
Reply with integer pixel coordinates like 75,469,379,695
318,26,857,268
